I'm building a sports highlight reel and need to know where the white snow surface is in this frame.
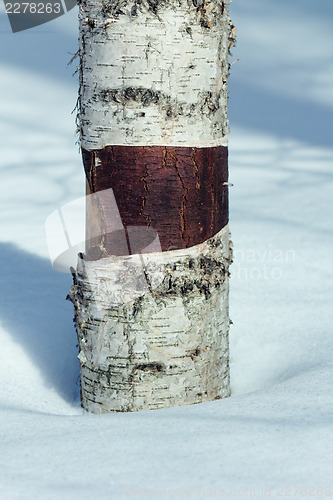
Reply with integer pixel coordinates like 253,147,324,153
0,1,332,498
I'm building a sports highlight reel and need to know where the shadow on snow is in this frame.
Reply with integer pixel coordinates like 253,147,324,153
0,242,79,403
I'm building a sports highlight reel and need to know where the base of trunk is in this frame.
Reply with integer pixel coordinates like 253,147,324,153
68,225,232,413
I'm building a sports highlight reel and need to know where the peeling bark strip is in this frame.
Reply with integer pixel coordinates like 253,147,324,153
82,145,228,252
78,0,234,148
68,226,232,413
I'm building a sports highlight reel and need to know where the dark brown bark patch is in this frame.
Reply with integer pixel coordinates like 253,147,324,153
83,145,228,254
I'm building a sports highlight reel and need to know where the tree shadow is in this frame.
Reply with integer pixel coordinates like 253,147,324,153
0,242,79,403
229,79,333,149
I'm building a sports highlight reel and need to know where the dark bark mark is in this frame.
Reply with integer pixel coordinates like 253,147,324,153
100,87,160,107
82,145,228,254
95,87,222,120
228,20,237,52
146,0,165,15
133,362,165,373
131,2,137,15
99,0,225,28
101,0,128,18
192,0,205,8
190,348,201,360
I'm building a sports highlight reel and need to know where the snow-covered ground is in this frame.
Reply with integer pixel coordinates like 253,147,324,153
0,1,332,498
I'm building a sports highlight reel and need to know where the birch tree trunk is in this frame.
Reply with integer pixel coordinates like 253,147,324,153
69,0,235,413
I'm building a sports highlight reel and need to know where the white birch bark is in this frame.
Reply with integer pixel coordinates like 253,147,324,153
69,225,232,413
79,0,233,148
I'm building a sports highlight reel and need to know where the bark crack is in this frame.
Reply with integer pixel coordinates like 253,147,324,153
210,153,215,234
139,163,153,227
191,149,201,189
169,150,189,243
